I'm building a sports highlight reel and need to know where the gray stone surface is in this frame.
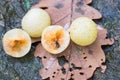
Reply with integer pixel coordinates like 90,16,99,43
0,0,42,80
0,0,120,80
89,0,120,80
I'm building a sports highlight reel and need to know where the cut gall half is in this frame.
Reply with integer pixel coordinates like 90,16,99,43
2,29,31,58
41,25,70,54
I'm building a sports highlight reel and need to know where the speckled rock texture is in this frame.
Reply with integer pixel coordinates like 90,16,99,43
0,0,120,80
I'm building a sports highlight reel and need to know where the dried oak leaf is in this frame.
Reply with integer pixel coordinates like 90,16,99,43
32,0,114,80
34,26,114,80
32,0,102,27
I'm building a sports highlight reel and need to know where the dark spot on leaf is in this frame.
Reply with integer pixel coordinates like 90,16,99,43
58,56,68,66
71,63,82,70
101,59,103,61
102,62,106,65
88,50,93,54
43,56,47,59
54,2,64,9
106,36,108,39
61,67,66,74
79,72,84,75
69,68,73,72
53,72,56,74
71,73,74,76
41,7,48,10
52,76,55,78
68,78,74,80
83,56,87,59
89,65,92,68
74,67,82,70
43,77,50,80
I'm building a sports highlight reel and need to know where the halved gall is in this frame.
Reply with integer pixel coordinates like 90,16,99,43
2,29,31,58
41,25,70,54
